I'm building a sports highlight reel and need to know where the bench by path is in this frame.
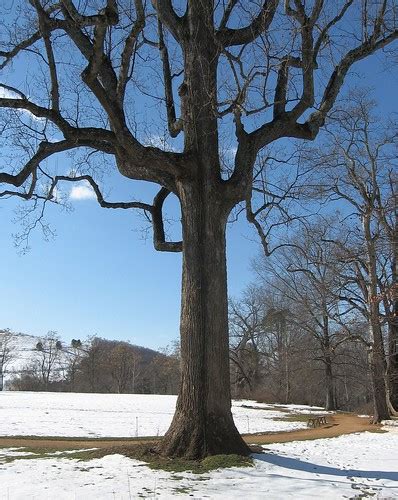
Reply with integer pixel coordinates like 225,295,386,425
307,415,328,428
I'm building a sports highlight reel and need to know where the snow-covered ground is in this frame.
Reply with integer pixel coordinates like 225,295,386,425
1,431,397,499
1,392,397,499
0,392,316,437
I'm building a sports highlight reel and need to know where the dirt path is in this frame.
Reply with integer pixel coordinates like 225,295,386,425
0,414,380,451
243,413,381,445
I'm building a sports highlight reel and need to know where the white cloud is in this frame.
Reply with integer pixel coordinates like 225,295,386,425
0,85,46,123
69,181,96,201
0,87,19,99
145,134,177,152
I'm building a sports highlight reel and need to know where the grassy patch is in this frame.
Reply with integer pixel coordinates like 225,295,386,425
0,446,99,464
244,403,291,413
273,413,317,423
90,445,252,473
0,435,157,442
73,441,254,473
1,443,253,473
200,454,252,471
173,486,192,494
128,448,253,474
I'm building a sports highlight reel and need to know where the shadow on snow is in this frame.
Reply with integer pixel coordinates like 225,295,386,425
253,453,398,482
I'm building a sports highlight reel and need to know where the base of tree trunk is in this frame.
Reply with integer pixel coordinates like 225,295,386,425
372,399,390,423
157,411,250,459
325,402,337,411
387,397,398,417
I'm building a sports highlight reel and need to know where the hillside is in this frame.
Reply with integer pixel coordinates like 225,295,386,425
0,329,179,393
0,330,40,387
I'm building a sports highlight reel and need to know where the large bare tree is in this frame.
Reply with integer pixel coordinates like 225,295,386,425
1,1,397,457
254,221,359,411
308,96,397,420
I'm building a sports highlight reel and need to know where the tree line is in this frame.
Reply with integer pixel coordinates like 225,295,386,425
0,330,180,395
230,96,397,421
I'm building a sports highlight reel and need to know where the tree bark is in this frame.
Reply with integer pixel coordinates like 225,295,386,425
362,215,390,422
156,3,250,459
159,182,250,459
322,308,336,411
388,315,398,410
324,355,336,411
369,308,390,422
387,249,398,410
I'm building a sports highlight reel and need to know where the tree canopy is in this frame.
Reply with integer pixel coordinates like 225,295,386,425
1,0,397,458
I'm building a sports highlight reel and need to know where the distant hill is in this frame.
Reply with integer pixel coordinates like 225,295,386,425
0,329,179,393
0,330,39,383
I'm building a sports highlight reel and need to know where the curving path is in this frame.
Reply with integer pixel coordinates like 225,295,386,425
0,414,381,451
243,413,381,445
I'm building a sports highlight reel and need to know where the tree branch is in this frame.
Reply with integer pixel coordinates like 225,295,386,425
152,0,186,42
152,188,182,252
117,0,145,103
0,31,41,69
217,0,279,47
305,30,398,137
48,175,153,212
0,140,89,189
158,20,183,138
219,0,239,31
60,0,118,27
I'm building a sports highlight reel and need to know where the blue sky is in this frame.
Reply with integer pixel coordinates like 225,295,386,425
1,16,397,351
0,188,258,349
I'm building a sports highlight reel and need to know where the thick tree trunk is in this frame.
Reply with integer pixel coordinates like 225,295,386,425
369,314,390,422
322,312,336,411
363,216,390,422
284,337,291,404
324,356,336,411
387,258,398,410
388,317,398,410
158,3,251,459
159,183,249,459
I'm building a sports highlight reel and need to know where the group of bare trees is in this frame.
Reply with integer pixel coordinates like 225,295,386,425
229,286,371,412
231,97,397,421
6,332,180,394
1,0,397,457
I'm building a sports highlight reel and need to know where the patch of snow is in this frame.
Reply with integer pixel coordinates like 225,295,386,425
234,400,328,413
382,419,398,428
1,431,397,499
0,449,37,457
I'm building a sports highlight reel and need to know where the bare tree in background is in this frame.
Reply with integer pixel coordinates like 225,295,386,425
63,339,85,391
0,329,16,390
149,342,181,395
229,288,298,403
1,1,397,457
254,220,370,410
109,342,141,393
34,331,63,389
229,287,266,397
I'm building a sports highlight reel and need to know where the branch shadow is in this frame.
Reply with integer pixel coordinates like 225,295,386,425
253,452,398,482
